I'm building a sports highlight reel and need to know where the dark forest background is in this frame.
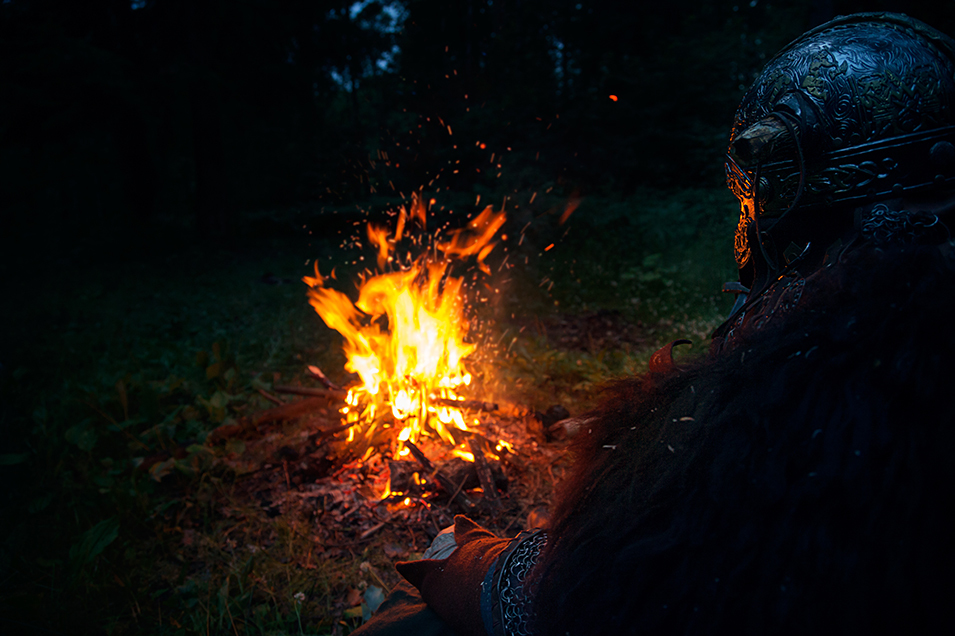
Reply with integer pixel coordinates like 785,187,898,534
3,0,952,252
3,1,955,634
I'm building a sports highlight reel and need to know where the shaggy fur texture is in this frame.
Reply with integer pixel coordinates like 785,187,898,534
534,243,955,635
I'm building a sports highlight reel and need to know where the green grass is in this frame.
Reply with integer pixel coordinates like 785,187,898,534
0,185,739,634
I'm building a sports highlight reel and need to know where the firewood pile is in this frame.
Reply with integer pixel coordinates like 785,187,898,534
210,383,577,562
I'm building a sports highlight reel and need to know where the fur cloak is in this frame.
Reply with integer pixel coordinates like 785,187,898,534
534,243,955,635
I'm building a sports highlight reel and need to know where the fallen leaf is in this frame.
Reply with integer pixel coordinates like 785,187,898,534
363,586,386,621
383,543,406,559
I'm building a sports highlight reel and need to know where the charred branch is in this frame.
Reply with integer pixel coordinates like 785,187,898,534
468,437,501,508
405,441,476,510
208,396,338,443
252,397,333,425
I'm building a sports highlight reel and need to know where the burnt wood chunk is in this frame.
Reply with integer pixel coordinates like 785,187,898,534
388,460,426,494
468,437,501,507
405,441,475,509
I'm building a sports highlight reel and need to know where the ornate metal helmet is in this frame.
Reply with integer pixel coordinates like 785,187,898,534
716,12,955,345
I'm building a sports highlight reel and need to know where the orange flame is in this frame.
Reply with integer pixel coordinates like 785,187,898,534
305,195,505,454
451,447,475,462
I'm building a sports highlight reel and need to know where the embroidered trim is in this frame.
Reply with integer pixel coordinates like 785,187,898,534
480,530,548,636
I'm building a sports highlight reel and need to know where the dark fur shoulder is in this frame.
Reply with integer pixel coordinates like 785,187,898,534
535,244,955,635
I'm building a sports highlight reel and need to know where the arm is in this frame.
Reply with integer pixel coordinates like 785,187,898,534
397,516,547,636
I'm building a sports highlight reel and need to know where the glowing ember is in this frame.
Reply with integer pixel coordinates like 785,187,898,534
304,193,506,460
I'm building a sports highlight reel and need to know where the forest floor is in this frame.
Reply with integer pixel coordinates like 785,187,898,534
0,186,738,635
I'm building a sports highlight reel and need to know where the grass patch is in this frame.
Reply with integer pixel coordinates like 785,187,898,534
491,186,739,408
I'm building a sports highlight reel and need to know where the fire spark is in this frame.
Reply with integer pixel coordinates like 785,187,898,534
304,194,506,462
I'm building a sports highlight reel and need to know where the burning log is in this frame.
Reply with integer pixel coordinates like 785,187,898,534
431,397,499,412
405,441,476,510
308,422,355,442
441,454,507,492
387,439,507,510
302,196,508,456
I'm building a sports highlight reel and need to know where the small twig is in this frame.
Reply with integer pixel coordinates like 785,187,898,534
361,560,392,592
306,365,343,390
406,524,418,552
359,521,388,540
84,399,118,425
256,388,283,406
84,400,150,451
224,589,240,636
304,544,313,570
273,385,347,399
427,508,442,535
448,472,469,507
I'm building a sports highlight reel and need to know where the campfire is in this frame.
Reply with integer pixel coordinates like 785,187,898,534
302,192,516,504
205,190,577,588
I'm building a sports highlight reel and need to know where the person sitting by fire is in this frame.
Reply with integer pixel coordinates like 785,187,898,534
353,12,955,635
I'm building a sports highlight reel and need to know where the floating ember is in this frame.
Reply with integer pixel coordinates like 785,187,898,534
304,193,508,469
